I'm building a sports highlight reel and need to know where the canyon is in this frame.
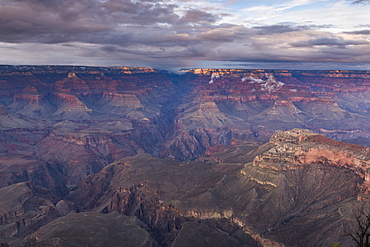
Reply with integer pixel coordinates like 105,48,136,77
1,65,370,246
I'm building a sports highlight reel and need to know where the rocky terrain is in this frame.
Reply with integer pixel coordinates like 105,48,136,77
161,69,370,160
1,66,370,246
2,129,369,246
0,66,179,186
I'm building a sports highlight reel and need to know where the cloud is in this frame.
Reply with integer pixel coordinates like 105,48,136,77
344,30,370,35
0,0,110,43
101,0,181,25
290,37,369,48
0,0,224,44
0,0,369,70
177,9,221,25
253,23,334,35
352,0,370,4
254,24,306,34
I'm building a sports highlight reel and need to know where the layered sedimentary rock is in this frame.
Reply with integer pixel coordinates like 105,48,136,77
159,69,370,160
1,66,370,246
0,66,178,187
61,129,369,247
51,93,92,120
1,129,370,246
0,182,72,246
2,66,370,163
8,87,54,119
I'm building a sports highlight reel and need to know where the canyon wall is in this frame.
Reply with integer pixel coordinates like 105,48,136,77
1,66,370,246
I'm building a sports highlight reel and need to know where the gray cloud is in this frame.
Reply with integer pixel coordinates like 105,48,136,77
0,0,369,70
177,9,220,25
254,24,306,34
352,0,370,4
0,0,223,45
290,37,369,48
0,0,110,43
254,23,334,35
344,30,370,35
101,0,180,25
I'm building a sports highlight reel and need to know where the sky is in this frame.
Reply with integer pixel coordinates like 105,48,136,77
0,0,369,71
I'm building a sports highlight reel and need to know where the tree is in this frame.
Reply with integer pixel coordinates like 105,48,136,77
348,209,370,247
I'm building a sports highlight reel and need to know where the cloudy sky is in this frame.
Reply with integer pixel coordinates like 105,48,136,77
0,0,369,70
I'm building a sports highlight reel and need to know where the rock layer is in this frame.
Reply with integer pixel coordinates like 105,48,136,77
1,129,369,246
65,130,370,246
2,66,370,163
1,66,370,245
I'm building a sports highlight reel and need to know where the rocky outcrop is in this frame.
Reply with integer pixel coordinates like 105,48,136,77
7,86,55,118
25,212,158,247
253,129,370,199
0,183,32,226
0,128,368,246
51,93,92,120
67,154,252,245
255,128,370,175
64,130,370,247
35,132,117,185
171,222,256,247
161,69,370,160
54,72,90,94
160,128,251,161
93,92,142,117
0,182,73,244
97,92,141,106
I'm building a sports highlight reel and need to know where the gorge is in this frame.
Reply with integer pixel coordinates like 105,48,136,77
1,65,370,246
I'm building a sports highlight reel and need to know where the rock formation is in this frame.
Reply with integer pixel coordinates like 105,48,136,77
25,212,158,247
2,66,370,163
1,128,369,246
62,129,370,246
159,68,370,160
1,65,370,246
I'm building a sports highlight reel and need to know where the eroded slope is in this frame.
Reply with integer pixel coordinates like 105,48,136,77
65,129,369,247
